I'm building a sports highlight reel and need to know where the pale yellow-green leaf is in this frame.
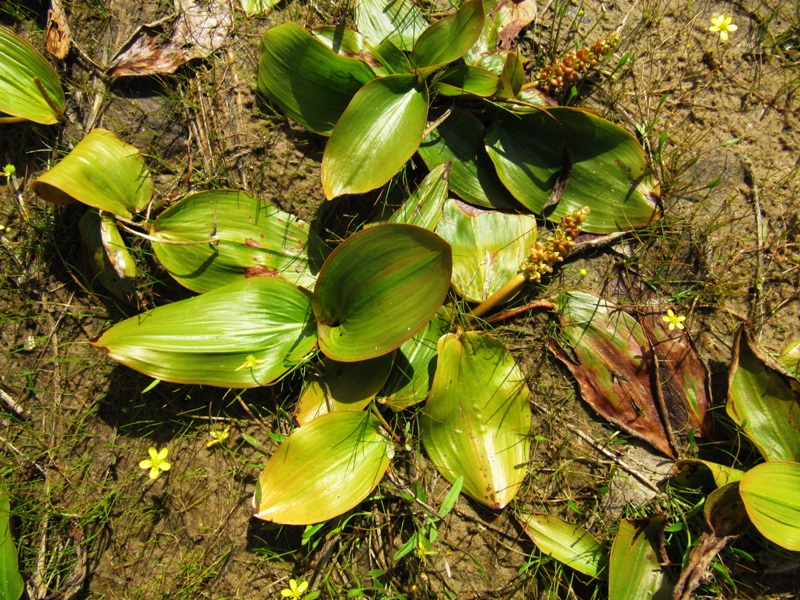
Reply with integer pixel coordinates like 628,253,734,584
253,411,392,524
519,512,607,579
740,461,800,551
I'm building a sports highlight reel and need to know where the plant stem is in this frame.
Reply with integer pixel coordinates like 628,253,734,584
370,405,401,444
467,272,529,321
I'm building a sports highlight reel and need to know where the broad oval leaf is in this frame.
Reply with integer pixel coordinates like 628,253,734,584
258,23,375,136
487,108,661,233
31,129,152,219
726,327,800,462
253,411,392,524
0,25,65,124
418,106,520,210
379,305,453,410
740,461,800,551
314,224,451,362
322,74,429,198
609,517,671,600
435,199,538,303
421,331,532,509
295,354,393,425
92,277,317,388
519,512,608,579
354,0,428,51
151,190,327,293
410,0,485,74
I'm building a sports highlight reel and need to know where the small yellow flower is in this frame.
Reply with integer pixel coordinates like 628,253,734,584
709,15,738,42
579,268,588,277
2,164,15,178
235,354,265,371
207,424,231,448
280,579,308,599
662,309,687,331
139,447,171,479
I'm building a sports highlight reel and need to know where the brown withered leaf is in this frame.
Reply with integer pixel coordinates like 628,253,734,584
550,291,675,458
45,0,71,60
107,0,232,77
492,0,538,51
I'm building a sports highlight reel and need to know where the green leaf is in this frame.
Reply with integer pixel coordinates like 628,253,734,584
386,163,449,230
418,106,520,210
92,277,317,388
79,211,137,302
295,354,394,425
550,292,675,458
727,327,800,462
486,108,661,233
421,331,532,509
151,190,327,294
0,25,64,124
410,0,485,74
519,512,608,579
31,129,152,219
369,38,412,74
435,199,538,303
496,52,524,98
434,65,499,97
314,224,451,362
238,0,280,15
253,411,392,524
354,0,429,52
379,305,452,410
609,517,671,600
0,481,24,600
322,74,429,198
258,23,375,136
740,461,800,551
438,476,463,518
777,339,800,380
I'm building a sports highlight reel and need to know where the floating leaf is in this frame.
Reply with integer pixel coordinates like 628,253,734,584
418,106,520,210
740,461,800,551
295,354,393,425
253,411,392,524
435,199,537,303
421,331,531,509
92,277,317,388
31,129,152,219
609,517,671,600
550,292,675,457
0,24,65,124
354,0,428,52
322,74,429,198
151,190,327,293
258,23,375,135
0,481,24,600
520,512,608,579
314,224,451,362
379,305,452,410
727,326,800,462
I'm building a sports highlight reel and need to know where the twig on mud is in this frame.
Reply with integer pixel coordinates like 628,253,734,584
563,423,661,494
0,386,31,420
742,157,765,337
